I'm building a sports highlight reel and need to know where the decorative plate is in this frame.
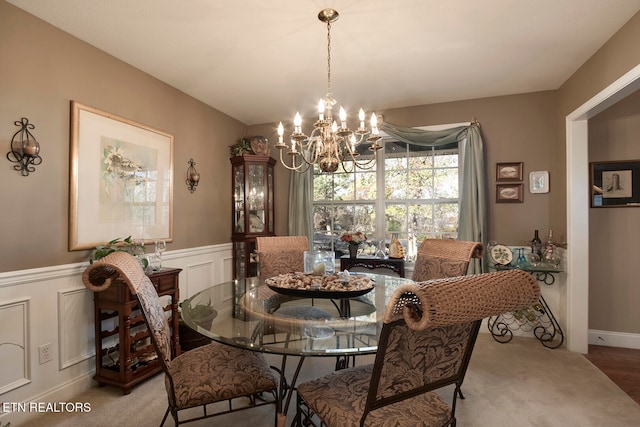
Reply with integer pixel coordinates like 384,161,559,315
489,244,513,265
265,272,374,299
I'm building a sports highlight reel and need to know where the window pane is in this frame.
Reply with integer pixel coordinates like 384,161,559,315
385,169,406,199
312,204,335,251
434,203,459,238
332,172,354,200
433,168,459,198
313,173,334,201
408,204,434,234
355,170,376,200
406,169,434,199
434,153,458,168
385,204,406,233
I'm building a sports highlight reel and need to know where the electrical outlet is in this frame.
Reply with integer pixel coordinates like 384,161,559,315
38,342,53,364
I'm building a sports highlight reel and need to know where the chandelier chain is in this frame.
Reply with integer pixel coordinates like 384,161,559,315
326,21,332,98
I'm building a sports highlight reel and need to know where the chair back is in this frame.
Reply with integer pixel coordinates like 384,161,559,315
412,238,484,282
256,236,309,282
83,252,173,369
363,269,539,423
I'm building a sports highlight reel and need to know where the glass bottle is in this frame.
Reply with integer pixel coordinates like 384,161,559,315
543,230,555,263
530,230,542,258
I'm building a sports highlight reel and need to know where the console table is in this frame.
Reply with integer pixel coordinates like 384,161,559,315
487,265,563,349
339,256,405,278
92,267,181,394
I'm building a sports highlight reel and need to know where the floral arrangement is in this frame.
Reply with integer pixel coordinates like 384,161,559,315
340,230,367,246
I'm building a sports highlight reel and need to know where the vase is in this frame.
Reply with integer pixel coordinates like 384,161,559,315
348,244,358,259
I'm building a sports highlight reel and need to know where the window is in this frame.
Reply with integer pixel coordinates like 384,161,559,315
312,131,461,261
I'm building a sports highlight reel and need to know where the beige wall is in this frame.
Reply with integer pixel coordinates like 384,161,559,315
0,1,244,272
588,91,640,333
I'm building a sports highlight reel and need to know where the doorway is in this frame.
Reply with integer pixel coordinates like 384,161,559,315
566,63,640,353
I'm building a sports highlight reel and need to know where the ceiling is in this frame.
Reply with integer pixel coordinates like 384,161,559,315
8,0,640,126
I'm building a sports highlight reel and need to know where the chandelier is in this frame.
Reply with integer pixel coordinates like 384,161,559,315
274,8,382,173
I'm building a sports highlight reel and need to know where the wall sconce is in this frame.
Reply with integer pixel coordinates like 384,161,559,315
186,158,200,193
7,117,43,176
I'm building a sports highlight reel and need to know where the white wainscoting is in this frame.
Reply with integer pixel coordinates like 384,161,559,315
0,297,31,395
0,243,232,426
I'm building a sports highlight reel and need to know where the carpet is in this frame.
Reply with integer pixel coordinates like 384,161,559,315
21,333,640,427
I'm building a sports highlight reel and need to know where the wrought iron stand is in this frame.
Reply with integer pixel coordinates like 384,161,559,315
487,268,564,349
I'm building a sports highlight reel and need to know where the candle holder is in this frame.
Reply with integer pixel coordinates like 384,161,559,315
186,158,200,193
7,117,43,176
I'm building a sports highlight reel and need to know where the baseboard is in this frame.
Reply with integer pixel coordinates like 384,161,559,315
588,329,640,349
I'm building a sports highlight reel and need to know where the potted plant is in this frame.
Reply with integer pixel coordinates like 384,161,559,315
178,300,217,351
90,236,149,270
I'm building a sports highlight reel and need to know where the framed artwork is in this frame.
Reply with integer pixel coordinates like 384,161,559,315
496,162,523,181
529,171,550,193
69,101,174,250
590,160,640,207
496,183,523,203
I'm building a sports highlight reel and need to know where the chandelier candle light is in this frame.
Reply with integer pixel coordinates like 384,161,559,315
275,8,382,173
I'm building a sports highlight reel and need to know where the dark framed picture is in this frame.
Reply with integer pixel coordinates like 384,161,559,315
496,183,523,203
496,162,523,181
590,160,640,207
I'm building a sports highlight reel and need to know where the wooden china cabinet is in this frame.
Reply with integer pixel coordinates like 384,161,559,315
230,155,275,279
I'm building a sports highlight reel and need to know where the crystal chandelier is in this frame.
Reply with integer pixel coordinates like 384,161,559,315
274,8,382,173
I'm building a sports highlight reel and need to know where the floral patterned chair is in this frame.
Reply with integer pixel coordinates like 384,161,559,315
294,269,540,427
412,239,484,282
256,235,334,320
82,252,279,427
256,235,309,283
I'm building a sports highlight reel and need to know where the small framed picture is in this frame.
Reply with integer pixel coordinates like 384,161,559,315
496,183,524,203
529,171,550,193
496,162,523,181
590,160,640,207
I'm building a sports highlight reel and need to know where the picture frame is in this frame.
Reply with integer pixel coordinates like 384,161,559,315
529,171,550,193
590,160,640,208
496,162,523,181
496,183,523,203
69,101,174,250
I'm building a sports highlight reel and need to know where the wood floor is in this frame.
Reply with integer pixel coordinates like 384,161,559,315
584,345,640,405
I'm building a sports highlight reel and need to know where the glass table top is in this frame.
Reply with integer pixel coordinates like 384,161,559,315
181,273,414,357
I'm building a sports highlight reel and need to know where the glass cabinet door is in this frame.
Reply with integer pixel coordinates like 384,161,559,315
248,164,266,233
233,165,245,233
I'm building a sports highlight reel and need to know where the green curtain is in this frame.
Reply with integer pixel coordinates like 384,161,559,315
287,121,487,273
288,162,313,247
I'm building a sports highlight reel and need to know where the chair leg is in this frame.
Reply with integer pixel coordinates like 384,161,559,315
159,406,170,427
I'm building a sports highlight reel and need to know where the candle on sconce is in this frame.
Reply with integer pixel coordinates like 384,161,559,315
359,108,365,129
318,99,325,121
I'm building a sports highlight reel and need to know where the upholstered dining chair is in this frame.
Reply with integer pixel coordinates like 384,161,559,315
255,235,334,334
82,252,279,427
412,238,484,282
295,269,540,427
256,235,309,283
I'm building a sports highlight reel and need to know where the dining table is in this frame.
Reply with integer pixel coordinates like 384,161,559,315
180,272,414,426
